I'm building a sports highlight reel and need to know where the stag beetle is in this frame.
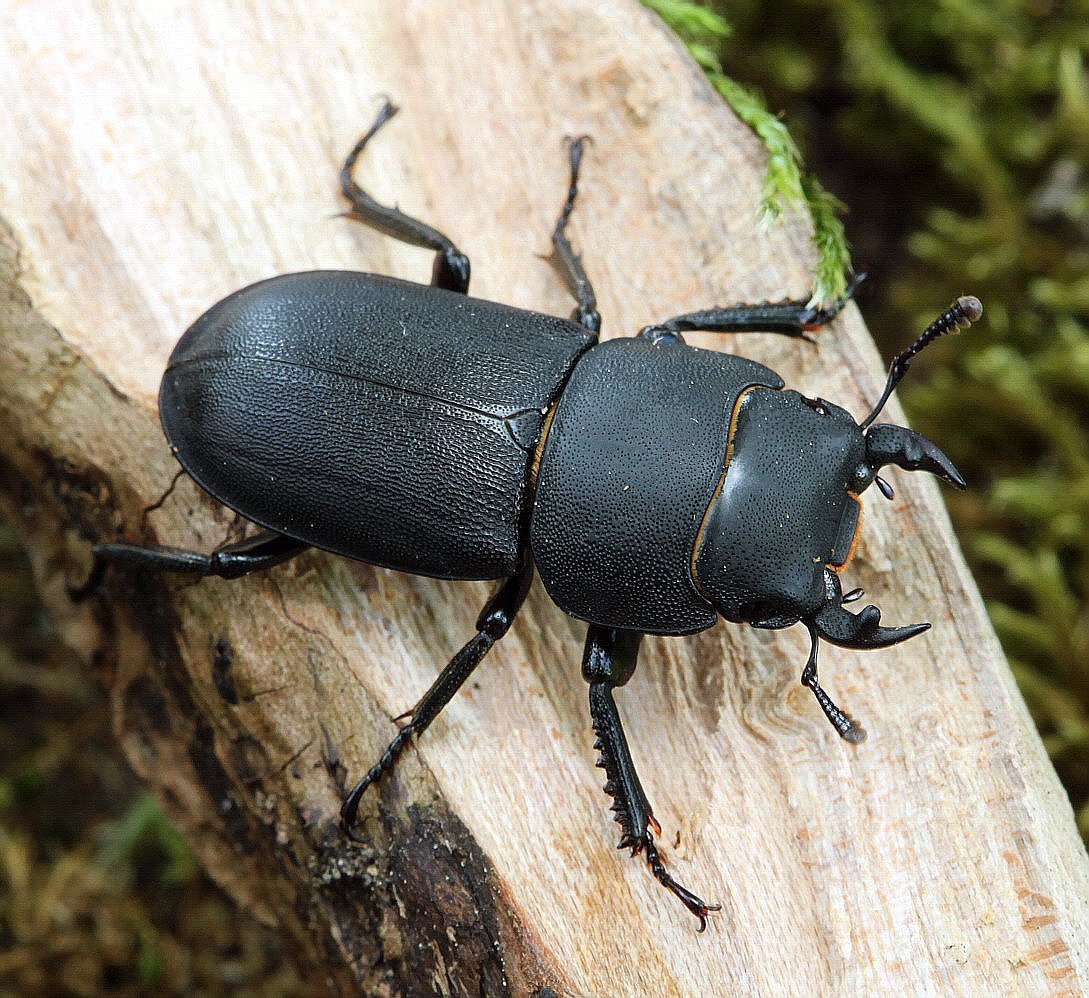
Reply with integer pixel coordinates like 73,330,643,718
72,102,981,929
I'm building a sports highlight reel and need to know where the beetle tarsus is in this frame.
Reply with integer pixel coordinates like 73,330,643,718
799,271,867,329
340,722,417,833
642,834,721,932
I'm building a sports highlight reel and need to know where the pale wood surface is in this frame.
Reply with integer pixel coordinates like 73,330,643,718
2,1,1088,994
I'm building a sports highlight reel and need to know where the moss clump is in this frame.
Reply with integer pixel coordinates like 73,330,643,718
643,0,853,304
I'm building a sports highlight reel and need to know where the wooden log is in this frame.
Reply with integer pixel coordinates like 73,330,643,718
2,1,1087,993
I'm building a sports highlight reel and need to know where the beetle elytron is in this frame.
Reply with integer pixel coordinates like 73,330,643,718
73,102,981,928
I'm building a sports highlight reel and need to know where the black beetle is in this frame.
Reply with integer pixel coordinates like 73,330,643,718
73,101,981,929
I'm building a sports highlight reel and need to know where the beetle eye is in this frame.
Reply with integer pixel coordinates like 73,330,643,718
801,396,827,416
851,462,874,493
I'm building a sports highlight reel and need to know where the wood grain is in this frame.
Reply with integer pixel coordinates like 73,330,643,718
2,0,1087,993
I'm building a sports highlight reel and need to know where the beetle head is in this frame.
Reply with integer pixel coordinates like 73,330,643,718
796,297,983,740
800,297,983,639
694,296,980,636
693,389,871,630
696,297,980,744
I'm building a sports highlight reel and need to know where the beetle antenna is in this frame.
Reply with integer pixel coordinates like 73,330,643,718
860,296,982,430
802,622,866,744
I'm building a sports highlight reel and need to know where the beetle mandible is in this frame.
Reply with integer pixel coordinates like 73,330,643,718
72,101,981,929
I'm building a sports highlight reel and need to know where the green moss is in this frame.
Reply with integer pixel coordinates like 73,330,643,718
642,0,854,302
96,792,198,885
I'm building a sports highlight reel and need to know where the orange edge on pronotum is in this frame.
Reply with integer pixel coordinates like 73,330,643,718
689,385,760,591
830,492,863,573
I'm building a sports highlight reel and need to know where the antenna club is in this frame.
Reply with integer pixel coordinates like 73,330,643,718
956,295,983,324
859,294,982,429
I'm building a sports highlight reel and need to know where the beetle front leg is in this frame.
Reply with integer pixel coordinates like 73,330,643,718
639,272,864,343
340,562,533,837
340,100,471,293
583,625,720,930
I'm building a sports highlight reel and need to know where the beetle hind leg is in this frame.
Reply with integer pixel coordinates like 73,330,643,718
583,625,720,930
340,99,471,293
548,136,601,335
339,563,533,837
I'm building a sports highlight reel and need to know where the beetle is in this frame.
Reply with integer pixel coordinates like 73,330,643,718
72,101,981,929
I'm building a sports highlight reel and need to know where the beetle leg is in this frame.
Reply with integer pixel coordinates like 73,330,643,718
339,563,533,838
67,528,308,600
339,99,471,293
548,136,601,335
638,272,865,342
583,625,720,931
